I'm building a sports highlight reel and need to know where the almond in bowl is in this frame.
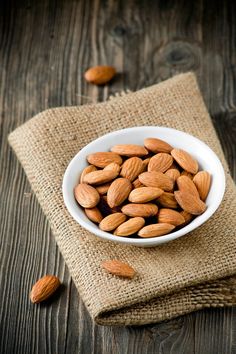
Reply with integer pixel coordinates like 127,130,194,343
63,127,225,247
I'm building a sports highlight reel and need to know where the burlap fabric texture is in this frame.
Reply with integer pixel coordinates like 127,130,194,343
8,73,236,326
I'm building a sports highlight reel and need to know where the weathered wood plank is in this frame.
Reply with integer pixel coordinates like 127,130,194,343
0,0,235,353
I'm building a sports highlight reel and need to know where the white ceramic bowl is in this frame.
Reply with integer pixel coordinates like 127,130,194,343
62,127,225,247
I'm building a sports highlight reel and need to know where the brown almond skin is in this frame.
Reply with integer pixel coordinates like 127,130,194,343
111,144,148,157
165,168,181,182
84,65,116,85
104,162,121,174
180,210,193,226
171,148,198,174
132,178,144,189
120,157,144,181
157,192,178,209
85,207,103,223
101,260,136,278
83,170,118,185
87,152,122,168
193,171,211,201
30,275,60,303
181,171,194,179
148,153,173,173
121,203,158,217
174,191,206,215
80,165,97,183
114,217,145,236
176,175,199,198
96,182,112,195
144,138,173,153
99,213,127,231
139,171,174,191
157,208,185,226
138,223,175,238
107,178,132,208
128,187,163,203
74,183,100,208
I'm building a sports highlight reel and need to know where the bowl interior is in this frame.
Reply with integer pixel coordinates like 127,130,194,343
62,126,225,246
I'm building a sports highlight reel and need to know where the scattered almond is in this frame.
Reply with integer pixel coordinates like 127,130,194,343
174,191,206,215
120,157,144,181
101,260,136,278
107,178,132,208
193,171,211,201
99,213,127,231
111,144,148,157
171,148,198,174
85,207,103,223
74,183,100,208
176,175,199,198
139,171,174,191
157,192,178,209
128,187,163,203
114,217,145,236
121,203,158,217
165,168,181,182
148,153,173,173
84,65,116,85
30,275,60,303
138,223,175,237
83,170,118,185
80,165,97,183
144,137,173,153
87,152,122,168
158,208,185,226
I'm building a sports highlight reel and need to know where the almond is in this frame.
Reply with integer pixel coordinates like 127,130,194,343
101,260,136,278
83,170,118,185
74,183,100,208
120,157,144,181
114,217,145,236
138,223,175,238
181,171,194,179
96,182,112,195
104,162,121,174
144,137,173,153
84,65,116,85
80,165,97,183
99,213,127,231
157,208,185,226
165,168,181,182
142,157,151,169
174,191,206,215
30,275,60,303
157,192,178,209
107,178,132,208
148,153,173,173
139,171,174,191
171,148,198,174
193,171,211,201
132,178,143,189
87,152,122,168
176,175,199,198
121,203,158,217
111,144,148,157
128,187,163,203
180,210,193,225
85,207,103,223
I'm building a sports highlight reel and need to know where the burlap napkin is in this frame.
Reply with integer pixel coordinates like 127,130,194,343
8,73,236,326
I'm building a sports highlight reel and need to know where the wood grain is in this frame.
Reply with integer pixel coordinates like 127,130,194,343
0,0,235,353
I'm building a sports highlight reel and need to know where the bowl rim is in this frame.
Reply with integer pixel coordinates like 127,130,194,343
62,126,226,246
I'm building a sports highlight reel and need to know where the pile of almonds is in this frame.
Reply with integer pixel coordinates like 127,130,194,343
74,138,211,238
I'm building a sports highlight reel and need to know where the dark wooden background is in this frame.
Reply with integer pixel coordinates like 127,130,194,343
0,1,235,353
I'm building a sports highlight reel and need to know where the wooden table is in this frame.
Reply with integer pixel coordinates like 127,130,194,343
1,1,235,353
